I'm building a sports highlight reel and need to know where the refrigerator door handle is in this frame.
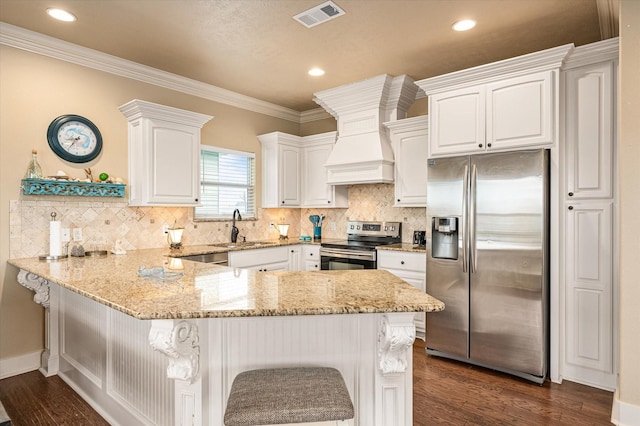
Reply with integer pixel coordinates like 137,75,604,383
470,163,477,273
462,164,469,273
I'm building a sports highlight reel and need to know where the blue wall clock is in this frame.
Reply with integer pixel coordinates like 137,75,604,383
47,114,103,163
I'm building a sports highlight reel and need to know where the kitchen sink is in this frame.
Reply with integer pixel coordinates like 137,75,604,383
208,241,277,249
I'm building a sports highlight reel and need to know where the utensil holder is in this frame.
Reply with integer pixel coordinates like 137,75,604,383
313,226,322,240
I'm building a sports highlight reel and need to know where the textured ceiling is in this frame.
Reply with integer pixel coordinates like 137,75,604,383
0,0,607,112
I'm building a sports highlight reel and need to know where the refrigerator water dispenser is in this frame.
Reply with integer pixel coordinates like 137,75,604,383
431,217,458,260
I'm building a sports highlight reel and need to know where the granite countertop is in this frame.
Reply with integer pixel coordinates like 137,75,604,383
7,248,444,320
377,243,427,253
168,238,338,258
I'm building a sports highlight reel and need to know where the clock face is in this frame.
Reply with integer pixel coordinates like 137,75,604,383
47,115,103,163
57,121,98,156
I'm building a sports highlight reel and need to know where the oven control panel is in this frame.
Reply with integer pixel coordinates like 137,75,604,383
347,221,401,238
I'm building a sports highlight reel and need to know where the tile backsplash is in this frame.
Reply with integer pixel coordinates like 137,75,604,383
9,184,426,258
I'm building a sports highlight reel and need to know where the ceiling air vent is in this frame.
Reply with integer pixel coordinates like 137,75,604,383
293,1,345,28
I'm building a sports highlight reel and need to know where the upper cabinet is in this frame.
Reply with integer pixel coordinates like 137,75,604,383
258,132,302,208
384,116,429,207
416,44,573,158
258,131,348,209
564,61,615,200
119,99,212,206
301,133,348,208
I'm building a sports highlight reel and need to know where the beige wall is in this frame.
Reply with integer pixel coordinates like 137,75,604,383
618,0,640,408
0,45,299,360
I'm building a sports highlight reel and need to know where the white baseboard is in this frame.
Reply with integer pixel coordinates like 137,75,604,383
612,389,640,426
0,351,41,379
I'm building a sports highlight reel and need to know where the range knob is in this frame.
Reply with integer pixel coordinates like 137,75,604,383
384,226,388,231
390,226,395,231
349,224,354,230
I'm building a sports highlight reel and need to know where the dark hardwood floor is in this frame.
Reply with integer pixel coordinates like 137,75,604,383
412,339,613,425
0,341,613,425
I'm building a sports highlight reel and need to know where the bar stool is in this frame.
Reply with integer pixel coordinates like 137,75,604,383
224,367,354,426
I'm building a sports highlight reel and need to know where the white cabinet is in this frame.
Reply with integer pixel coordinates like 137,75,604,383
416,44,573,158
302,245,320,271
287,245,302,271
377,250,427,339
119,99,212,206
301,132,348,208
384,116,429,207
565,61,615,200
426,71,554,157
259,131,348,209
428,85,485,157
560,39,618,391
564,201,615,389
228,246,289,271
258,132,301,208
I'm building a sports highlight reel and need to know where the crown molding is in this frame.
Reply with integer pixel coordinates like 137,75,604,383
299,108,333,123
0,22,304,123
415,43,574,95
562,37,619,70
596,0,620,39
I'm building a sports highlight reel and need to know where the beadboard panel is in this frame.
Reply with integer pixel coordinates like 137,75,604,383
213,314,379,426
107,309,174,426
60,287,104,388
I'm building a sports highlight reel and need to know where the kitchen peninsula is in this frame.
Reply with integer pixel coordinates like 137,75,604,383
8,248,444,426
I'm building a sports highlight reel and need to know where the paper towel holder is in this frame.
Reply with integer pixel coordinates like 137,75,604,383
39,212,69,261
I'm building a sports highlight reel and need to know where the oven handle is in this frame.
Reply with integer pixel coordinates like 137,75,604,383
320,248,376,261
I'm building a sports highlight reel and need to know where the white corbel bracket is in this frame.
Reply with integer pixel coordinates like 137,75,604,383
149,320,200,382
17,269,51,307
377,313,416,374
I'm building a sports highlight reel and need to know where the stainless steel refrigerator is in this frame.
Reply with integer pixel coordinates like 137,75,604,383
425,149,549,384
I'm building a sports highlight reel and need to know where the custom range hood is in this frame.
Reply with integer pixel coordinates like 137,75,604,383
313,74,418,185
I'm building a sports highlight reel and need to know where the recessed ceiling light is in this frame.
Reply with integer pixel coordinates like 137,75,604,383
308,68,325,77
452,19,476,32
46,8,77,22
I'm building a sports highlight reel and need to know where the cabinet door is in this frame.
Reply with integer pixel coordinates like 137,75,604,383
565,62,614,200
287,246,302,271
486,71,554,150
279,145,301,206
393,130,428,206
302,143,348,207
429,86,485,157
564,201,615,388
303,245,321,271
145,120,201,205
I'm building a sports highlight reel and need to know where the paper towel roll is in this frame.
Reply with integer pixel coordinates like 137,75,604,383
50,220,62,256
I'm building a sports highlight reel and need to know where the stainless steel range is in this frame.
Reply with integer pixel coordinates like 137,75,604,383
320,221,401,270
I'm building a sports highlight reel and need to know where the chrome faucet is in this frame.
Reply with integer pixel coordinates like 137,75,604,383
231,209,242,243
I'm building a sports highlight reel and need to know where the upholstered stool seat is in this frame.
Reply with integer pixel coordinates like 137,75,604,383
224,367,354,426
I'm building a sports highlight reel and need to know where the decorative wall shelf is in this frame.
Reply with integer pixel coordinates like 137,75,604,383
22,178,125,198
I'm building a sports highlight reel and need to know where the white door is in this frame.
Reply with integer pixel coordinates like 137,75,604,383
279,145,301,206
565,62,614,200
564,201,615,389
429,85,485,157
486,71,554,150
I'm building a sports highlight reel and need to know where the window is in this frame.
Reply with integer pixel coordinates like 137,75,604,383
195,146,256,220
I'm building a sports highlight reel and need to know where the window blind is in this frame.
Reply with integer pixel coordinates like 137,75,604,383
195,146,256,220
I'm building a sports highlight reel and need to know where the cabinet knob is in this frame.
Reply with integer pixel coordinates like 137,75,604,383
397,199,401,202
478,144,483,148
310,253,313,256
401,261,405,265
281,201,285,204
327,200,331,204
568,206,574,210
568,192,574,197
291,250,294,253
195,198,199,202
487,143,492,148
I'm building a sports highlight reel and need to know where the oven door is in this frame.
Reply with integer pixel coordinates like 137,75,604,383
320,247,376,270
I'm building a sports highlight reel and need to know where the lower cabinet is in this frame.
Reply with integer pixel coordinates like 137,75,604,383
563,200,615,389
302,245,320,271
228,246,289,271
377,250,427,339
288,245,302,271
